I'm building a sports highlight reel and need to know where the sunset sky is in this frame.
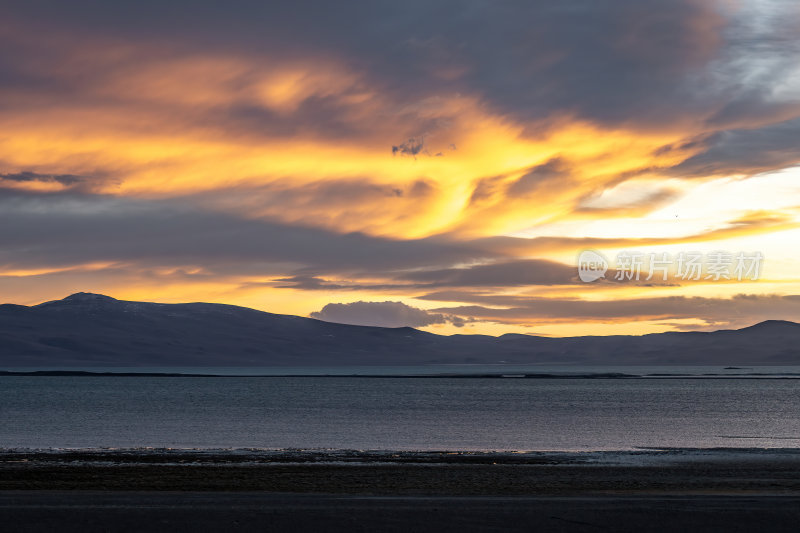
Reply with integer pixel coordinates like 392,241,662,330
1,0,799,336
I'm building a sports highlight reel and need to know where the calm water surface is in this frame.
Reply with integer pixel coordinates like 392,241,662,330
1,375,799,450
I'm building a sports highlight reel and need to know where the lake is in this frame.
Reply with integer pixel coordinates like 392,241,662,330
2,369,800,450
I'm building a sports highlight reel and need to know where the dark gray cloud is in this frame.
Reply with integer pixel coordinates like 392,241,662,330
0,188,489,274
702,1,800,129
399,259,578,287
668,117,800,177
0,171,84,186
0,187,650,297
0,0,788,127
271,259,582,292
421,292,800,327
271,258,670,291
310,300,468,328
318,0,728,125
392,136,425,157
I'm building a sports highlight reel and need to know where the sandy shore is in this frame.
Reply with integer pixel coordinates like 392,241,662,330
3,449,800,531
2,448,800,494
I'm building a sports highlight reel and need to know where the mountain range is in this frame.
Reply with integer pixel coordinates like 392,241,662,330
1,293,798,366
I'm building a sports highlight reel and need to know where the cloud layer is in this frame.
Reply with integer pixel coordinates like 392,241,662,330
0,1,799,335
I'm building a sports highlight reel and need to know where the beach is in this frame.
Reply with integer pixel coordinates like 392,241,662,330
3,449,800,531
3,448,800,494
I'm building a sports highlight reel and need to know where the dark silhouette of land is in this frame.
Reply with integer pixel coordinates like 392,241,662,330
1,292,798,366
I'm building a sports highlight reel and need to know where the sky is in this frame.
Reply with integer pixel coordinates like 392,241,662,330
1,0,799,336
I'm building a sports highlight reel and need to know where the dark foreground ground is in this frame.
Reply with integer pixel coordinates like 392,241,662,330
2,449,800,532
4,492,800,533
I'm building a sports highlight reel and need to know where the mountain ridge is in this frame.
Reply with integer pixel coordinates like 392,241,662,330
1,293,798,366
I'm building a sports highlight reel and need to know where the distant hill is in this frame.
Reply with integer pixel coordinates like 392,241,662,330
1,293,798,366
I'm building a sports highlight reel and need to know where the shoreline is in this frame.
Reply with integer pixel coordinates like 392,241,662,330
3,448,800,494
5,446,800,463
6,448,800,531
4,370,800,379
